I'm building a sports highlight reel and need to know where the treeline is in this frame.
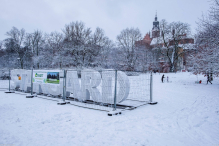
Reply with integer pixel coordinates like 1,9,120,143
0,22,114,70
0,21,151,71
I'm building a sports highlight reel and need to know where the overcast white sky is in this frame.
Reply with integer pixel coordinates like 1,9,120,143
0,0,211,42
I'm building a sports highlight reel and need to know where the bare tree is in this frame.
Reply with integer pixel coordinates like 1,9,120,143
98,38,114,68
154,20,192,72
62,21,91,45
62,21,93,67
0,41,7,68
135,44,153,72
191,0,219,75
25,30,44,68
25,30,43,55
5,27,30,69
116,28,142,71
45,32,64,68
198,0,219,46
91,27,114,68
0,41,2,50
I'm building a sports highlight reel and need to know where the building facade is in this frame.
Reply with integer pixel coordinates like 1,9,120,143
139,14,195,72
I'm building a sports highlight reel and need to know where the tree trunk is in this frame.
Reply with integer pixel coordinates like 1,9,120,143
170,63,174,72
21,60,24,69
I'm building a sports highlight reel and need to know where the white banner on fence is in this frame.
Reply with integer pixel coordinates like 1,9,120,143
33,71,47,84
33,71,60,84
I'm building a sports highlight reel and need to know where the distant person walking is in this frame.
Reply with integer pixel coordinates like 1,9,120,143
167,76,169,82
161,74,165,83
207,74,212,84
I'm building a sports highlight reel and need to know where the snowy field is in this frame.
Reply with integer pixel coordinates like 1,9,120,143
0,72,219,146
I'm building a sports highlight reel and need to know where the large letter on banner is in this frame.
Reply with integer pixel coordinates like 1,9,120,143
117,71,130,103
24,70,31,92
66,71,82,100
102,70,130,104
81,69,101,101
20,74,26,91
20,71,31,92
102,71,113,103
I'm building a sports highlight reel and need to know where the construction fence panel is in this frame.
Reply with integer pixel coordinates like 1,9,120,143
65,69,151,111
119,71,151,108
66,69,116,111
0,69,10,90
31,69,64,98
3,69,152,112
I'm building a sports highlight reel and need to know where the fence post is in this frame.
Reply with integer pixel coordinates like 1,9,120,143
113,70,118,110
5,69,15,93
58,70,69,105
150,72,153,102
9,69,10,91
149,72,157,105
26,69,34,98
63,70,66,102
31,69,33,95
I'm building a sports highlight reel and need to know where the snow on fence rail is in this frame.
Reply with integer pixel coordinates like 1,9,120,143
1,69,154,111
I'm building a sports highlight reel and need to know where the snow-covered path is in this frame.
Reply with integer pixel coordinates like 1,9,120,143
0,72,219,146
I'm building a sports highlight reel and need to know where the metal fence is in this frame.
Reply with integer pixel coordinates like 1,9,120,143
0,69,10,90
1,69,154,112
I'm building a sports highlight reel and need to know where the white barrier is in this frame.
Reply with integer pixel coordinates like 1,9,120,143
9,69,155,111
10,70,64,96
66,70,130,104
10,69,131,104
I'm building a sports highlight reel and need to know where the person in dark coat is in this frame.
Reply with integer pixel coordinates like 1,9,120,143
161,74,165,83
207,74,212,84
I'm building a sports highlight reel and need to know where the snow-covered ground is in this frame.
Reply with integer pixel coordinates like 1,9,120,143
0,72,219,146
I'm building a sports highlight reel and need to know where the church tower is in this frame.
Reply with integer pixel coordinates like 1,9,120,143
152,12,160,38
